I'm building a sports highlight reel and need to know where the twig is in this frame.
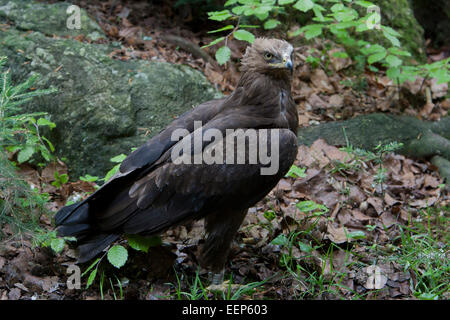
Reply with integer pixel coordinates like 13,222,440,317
160,34,219,68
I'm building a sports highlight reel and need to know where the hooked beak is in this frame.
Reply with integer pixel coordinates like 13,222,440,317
283,56,293,74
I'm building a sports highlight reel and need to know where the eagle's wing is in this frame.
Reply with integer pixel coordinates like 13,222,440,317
54,97,225,226
96,129,297,234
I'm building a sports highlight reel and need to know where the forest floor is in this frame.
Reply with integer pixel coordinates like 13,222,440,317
0,0,449,300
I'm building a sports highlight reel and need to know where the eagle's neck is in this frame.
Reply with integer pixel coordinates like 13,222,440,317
231,70,298,134
237,71,291,92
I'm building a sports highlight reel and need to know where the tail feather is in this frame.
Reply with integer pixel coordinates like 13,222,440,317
57,224,91,238
54,202,88,226
55,201,119,263
77,233,120,263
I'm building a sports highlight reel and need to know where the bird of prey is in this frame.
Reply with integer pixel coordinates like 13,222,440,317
55,38,299,282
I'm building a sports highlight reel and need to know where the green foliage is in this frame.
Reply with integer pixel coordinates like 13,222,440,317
51,171,69,188
107,245,128,269
334,137,404,192
32,229,76,253
388,211,450,300
203,1,450,86
126,234,162,253
79,174,99,183
1,56,57,164
285,164,306,178
0,153,47,237
102,153,127,183
296,199,329,215
0,57,57,238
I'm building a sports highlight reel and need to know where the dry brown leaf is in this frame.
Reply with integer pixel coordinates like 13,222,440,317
380,212,396,228
430,78,448,99
328,94,344,108
408,197,437,208
325,224,348,244
306,93,327,110
328,48,352,71
310,68,335,93
367,197,384,215
423,174,440,188
351,209,372,221
384,192,400,207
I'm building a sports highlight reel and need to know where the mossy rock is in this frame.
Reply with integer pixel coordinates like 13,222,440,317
0,0,221,178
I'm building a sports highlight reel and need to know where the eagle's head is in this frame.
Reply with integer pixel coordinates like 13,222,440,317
240,38,294,76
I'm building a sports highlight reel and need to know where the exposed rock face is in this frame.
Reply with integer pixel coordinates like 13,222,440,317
0,0,221,178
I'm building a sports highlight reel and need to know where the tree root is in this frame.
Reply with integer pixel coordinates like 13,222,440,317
297,113,450,185
160,34,219,68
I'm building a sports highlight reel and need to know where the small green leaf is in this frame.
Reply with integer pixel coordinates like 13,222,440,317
110,154,127,163
208,10,232,21
303,24,324,39
346,230,366,240
81,257,101,277
233,29,255,43
297,241,313,253
285,165,306,178
201,37,225,49
207,25,234,34
127,234,161,253
386,66,401,79
215,46,231,65
80,174,98,182
86,268,97,289
271,234,288,246
385,55,402,67
354,1,374,8
293,0,314,12
17,146,34,163
50,238,65,253
37,117,56,129
368,50,387,64
296,200,328,214
104,163,120,182
383,31,400,47
107,245,128,269
279,0,296,5
59,173,69,184
264,19,281,30
388,47,411,57
332,51,349,58
263,210,276,221
224,0,238,6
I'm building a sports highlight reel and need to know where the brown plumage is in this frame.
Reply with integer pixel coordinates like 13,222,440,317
55,38,298,276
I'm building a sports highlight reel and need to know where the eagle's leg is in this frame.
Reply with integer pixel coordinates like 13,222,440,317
199,209,248,285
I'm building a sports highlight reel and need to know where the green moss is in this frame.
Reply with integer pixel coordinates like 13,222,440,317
0,1,221,178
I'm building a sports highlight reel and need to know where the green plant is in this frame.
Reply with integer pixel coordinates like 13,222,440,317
0,56,57,237
204,1,450,85
75,234,161,298
0,153,49,238
51,171,69,188
32,228,76,253
285,164,307,178
335,134,403,192
1,56,57,164
389,222,449,300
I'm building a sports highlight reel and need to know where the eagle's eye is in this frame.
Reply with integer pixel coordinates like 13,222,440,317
263,52,273,61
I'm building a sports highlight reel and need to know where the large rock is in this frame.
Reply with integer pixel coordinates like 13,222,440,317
0,0,220,178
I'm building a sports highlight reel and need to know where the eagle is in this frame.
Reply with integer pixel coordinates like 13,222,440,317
55,38,299,282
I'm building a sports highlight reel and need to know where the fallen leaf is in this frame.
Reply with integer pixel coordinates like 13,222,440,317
367,197,384,216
